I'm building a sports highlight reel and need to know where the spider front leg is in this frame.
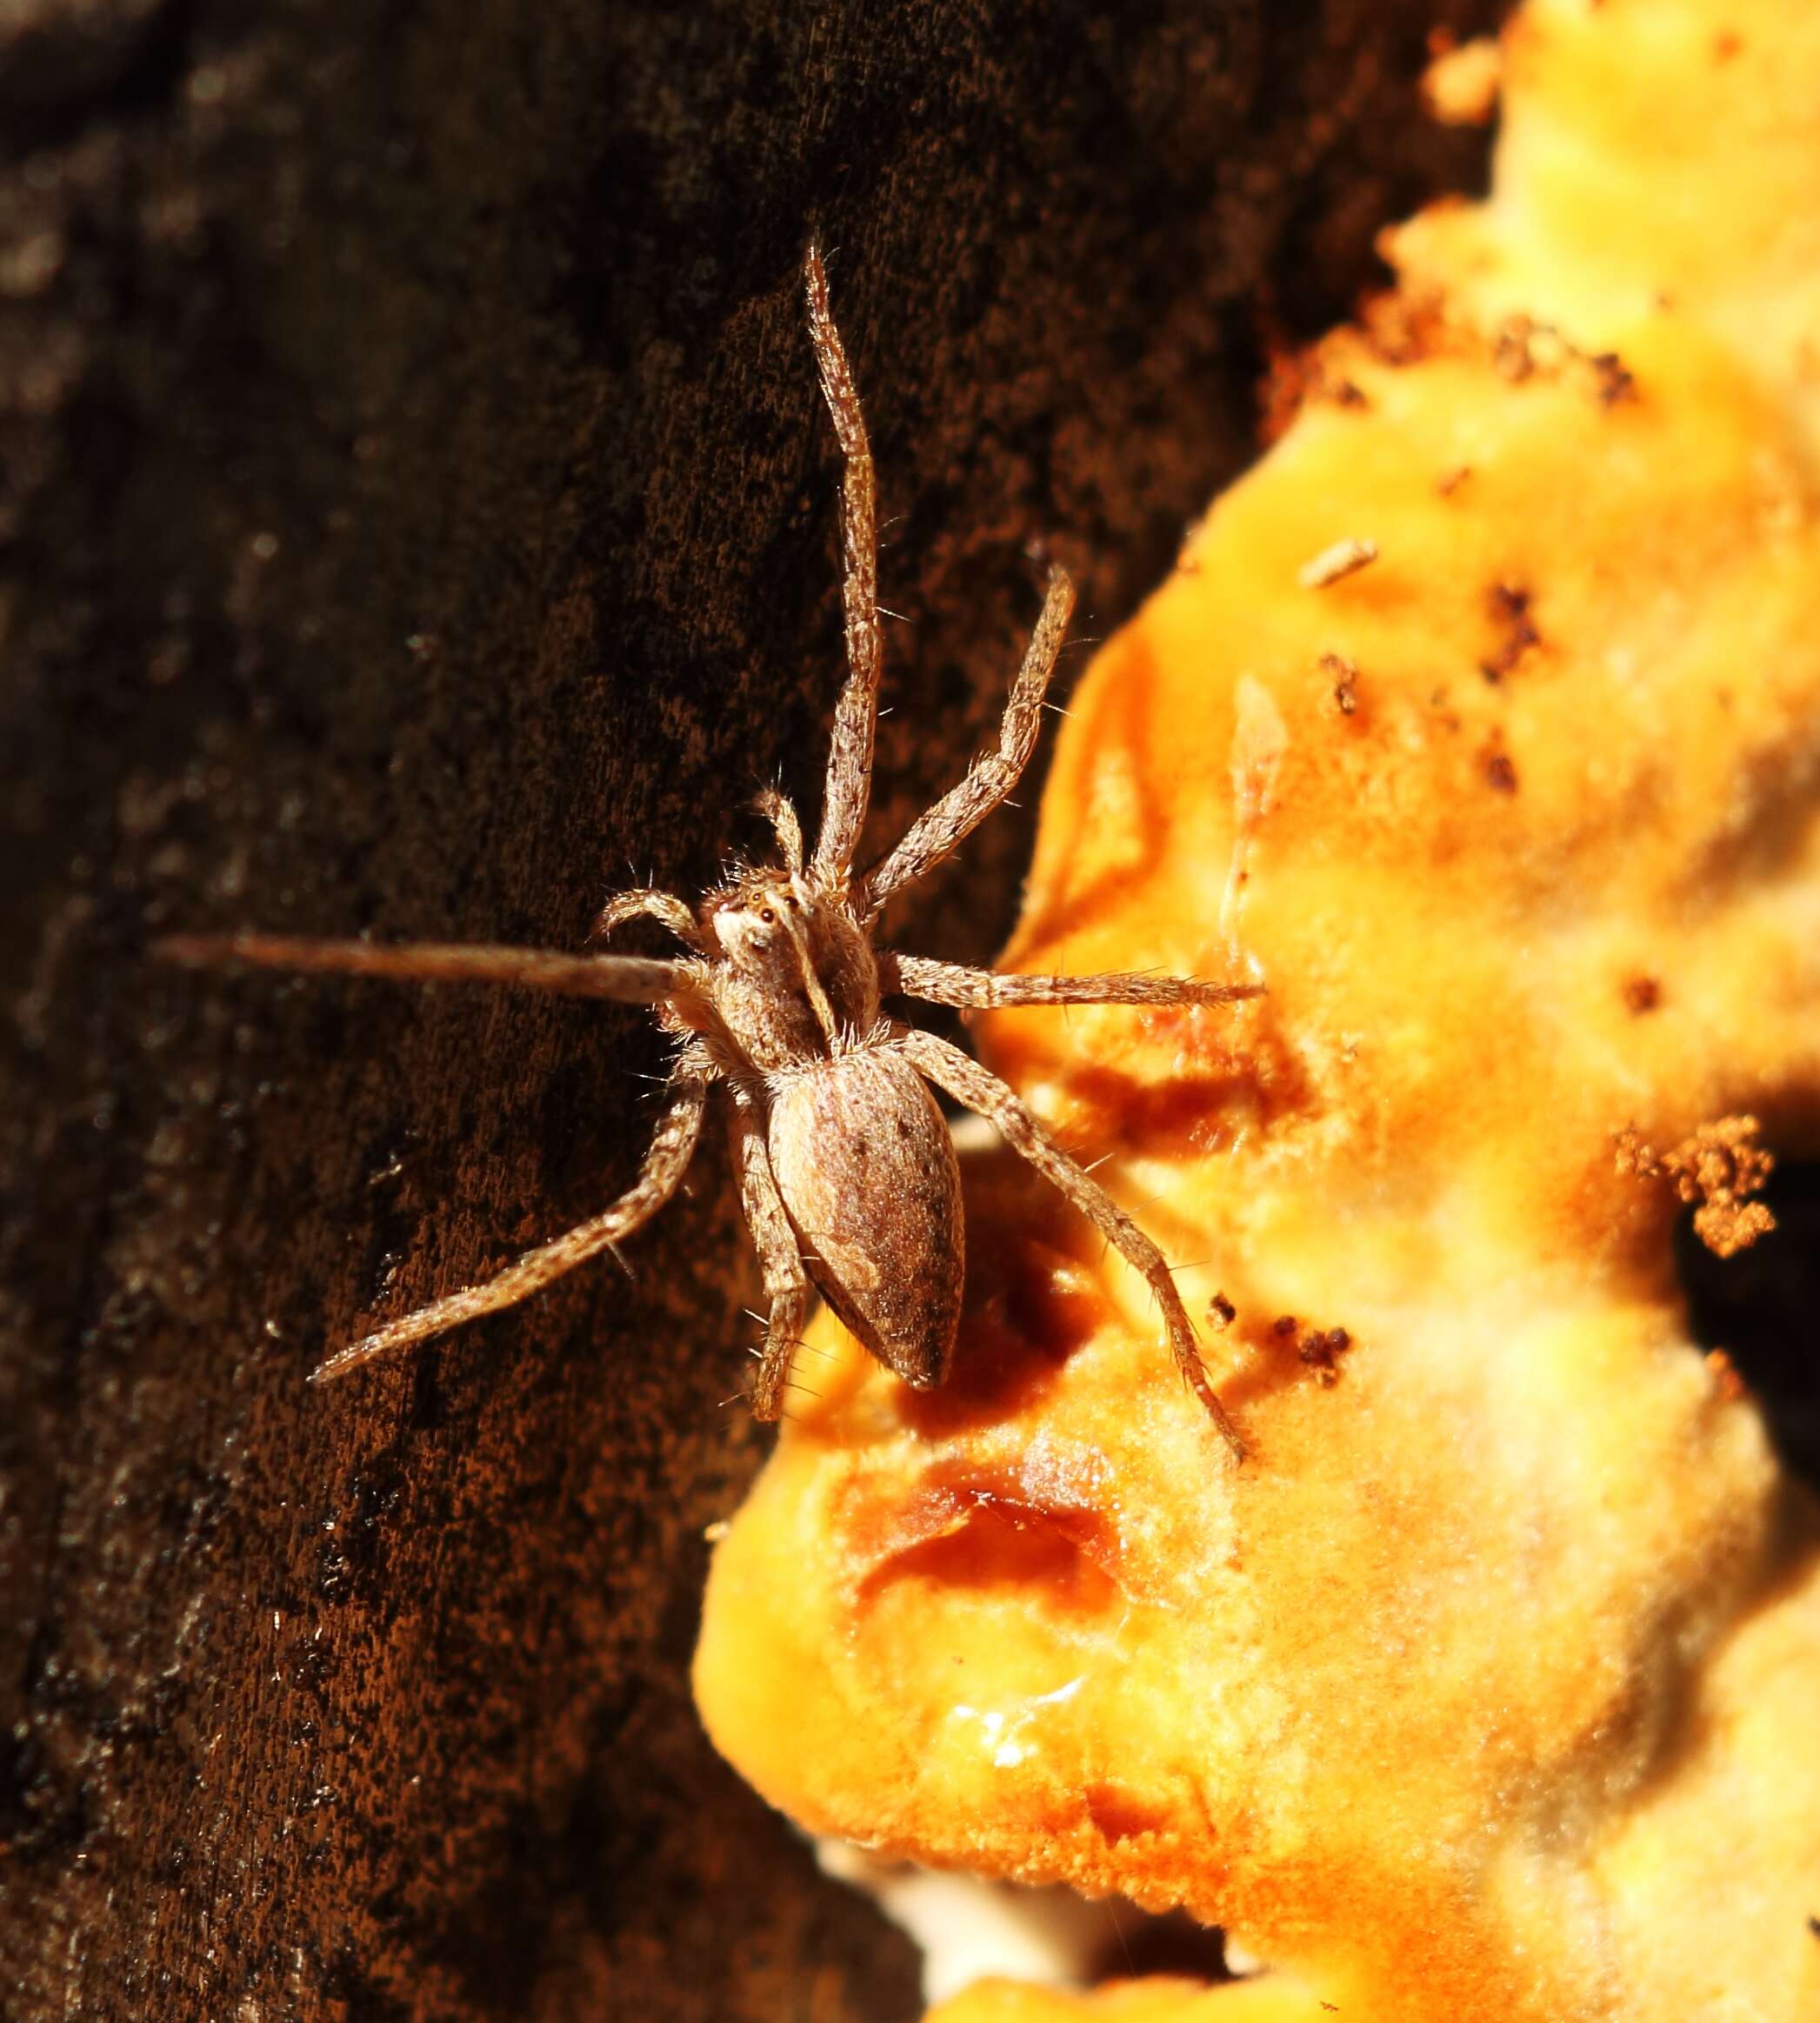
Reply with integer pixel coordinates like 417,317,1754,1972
863,565,1075,912
726,1085,815,1420
897,1025,1245,1459
156,933,686,1005
310,1044,718,1383
804,241,883,882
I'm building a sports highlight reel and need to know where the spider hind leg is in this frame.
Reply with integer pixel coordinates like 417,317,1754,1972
897,1025,1245,1459
310,1049,717,1383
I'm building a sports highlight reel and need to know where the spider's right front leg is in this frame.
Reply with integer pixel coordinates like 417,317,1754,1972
726,1085,814,1420
804,241,884,883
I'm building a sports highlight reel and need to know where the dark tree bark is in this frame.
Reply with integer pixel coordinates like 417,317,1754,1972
0,4,1503,2018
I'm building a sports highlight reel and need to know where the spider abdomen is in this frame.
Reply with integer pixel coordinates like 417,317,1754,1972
765,1046,963,1391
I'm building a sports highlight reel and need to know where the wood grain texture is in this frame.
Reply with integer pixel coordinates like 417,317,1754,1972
0,2,1504,2017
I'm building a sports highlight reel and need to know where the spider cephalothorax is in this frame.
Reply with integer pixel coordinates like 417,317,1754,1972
161,244,1257,1456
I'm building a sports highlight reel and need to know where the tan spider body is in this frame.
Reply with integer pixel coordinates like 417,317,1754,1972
162,246,1254,1456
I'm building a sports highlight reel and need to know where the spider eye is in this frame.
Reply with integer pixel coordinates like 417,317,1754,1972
759,908,776,924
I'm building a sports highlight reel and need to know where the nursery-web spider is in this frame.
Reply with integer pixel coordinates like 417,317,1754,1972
163,244,1256,1457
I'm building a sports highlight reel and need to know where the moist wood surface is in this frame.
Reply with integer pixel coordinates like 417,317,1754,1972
0,3,1503,2017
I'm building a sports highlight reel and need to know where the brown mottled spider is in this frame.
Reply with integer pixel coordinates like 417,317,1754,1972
161,244,1256,1457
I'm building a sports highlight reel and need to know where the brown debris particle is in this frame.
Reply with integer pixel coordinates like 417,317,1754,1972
1258,347,1315,443
1480,583,1541,682
1494,316,1546,382
1208,1292,1237,1331
1256,303,1411,440
1616,1114,1777,1257
1590,351,1637,405
1360,287,1463,370
1272,1314,1299,1338
1422,34,1503,127
1491,315,1637,408
1298,1326,1354,1387
1484,751,1519,793
1703,1349,1746,1403
1437,464,1473,497
1254,305,1349,443
1299,537,1379,590
1321,651,1359,714
1622,973,1663,1016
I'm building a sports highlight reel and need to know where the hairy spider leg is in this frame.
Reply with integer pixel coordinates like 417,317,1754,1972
803,241,883,884
897,1025,1246,1459
726,1085,816,1420
155,932,683,1003
310,1045,718,1383
886,953,1262,1011
863,566,1075,913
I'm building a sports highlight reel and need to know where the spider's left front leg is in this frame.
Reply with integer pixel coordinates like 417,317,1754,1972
726,1084,814,1420
156,932,689,1005
897,1025,1244,1459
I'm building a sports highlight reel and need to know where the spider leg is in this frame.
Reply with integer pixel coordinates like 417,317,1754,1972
309,1045,717,1383
897,1025,1244,1459
803,241,884,883
863,566,1075,913
156,932,687,1005
591,887,708,953
725,1084,815,1420
883,953,1262,1011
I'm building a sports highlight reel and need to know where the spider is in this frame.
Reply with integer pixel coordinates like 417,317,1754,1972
161,244,1256,1458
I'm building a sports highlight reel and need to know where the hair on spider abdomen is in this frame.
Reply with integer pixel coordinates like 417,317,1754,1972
157,243,1259,1459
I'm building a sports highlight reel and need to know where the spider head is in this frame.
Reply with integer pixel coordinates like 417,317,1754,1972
702,869,879,1052
703,873,813,983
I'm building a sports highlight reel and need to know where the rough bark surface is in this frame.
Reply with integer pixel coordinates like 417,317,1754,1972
0,3,1505,2018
